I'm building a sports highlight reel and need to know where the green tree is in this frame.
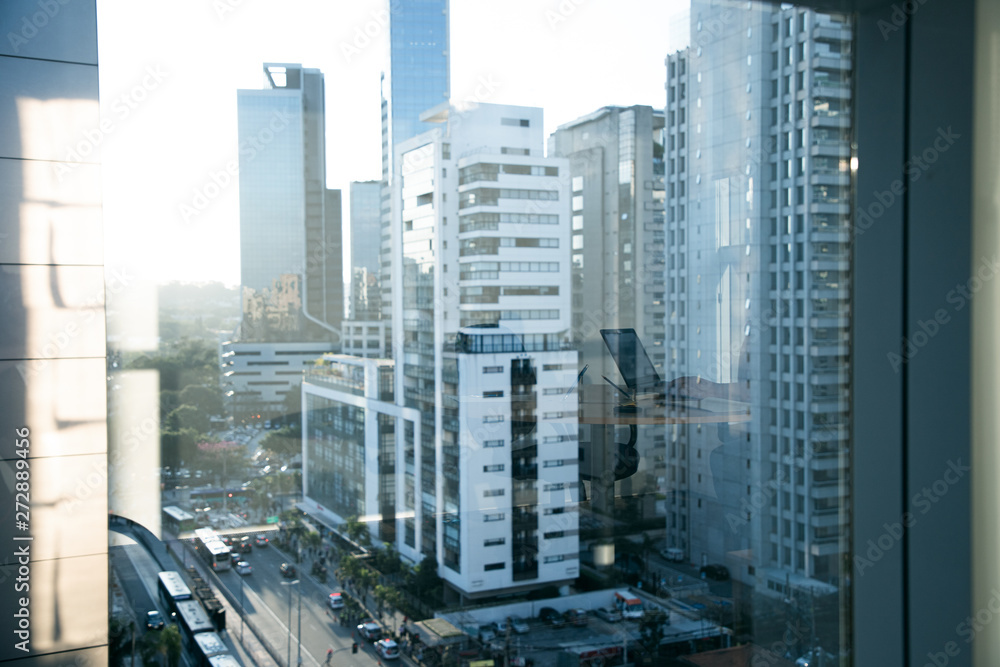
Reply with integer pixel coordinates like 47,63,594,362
637,609,668,660
108,617,133,667
166,404,210,435
412,554,441,600
179,384,224,417
260,426,302,459
161,428,198,468
344,515,369,546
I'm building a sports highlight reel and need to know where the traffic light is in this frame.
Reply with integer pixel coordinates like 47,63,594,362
351,643,358,654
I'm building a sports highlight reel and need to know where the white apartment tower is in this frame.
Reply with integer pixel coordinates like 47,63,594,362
664,2,851,608
391,102,579,601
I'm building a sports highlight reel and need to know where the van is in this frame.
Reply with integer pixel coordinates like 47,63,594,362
661,547,685,562
613,589,645,619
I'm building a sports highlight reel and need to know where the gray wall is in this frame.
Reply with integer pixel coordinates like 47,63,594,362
0,0,109,663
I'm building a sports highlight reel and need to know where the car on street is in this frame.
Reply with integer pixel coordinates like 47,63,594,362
328,592,344,609
594,607,623,623
240,536,253,553
255,533,269,547
478,625,496,642
510,616,530,634
660,547,685,562
235,561,253,576
230,551,242,565
700,564,730,581
146,610,164,631
357,621,382,642
539,607,565,628
279,562,297,578
374,639,400,660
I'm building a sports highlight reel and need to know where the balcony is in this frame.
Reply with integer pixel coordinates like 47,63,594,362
813,24,852,43
810,140,851,159
811,110,851,130
812,54,851,73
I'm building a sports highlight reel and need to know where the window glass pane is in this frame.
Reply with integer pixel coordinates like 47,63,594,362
95,2,852,666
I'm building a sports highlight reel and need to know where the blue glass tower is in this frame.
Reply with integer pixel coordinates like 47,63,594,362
380,0,451,320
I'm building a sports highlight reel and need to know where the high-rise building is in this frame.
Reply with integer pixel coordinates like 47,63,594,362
663,1,851,640
549,107,668,550
388,102,579,602
379,0,452,325
237,63,343,342
350,180,383,319
232,63,343,417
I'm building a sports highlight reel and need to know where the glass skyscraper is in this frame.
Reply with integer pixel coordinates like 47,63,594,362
380,0,451,322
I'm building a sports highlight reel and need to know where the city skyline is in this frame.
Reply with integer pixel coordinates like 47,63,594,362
96,0,680,286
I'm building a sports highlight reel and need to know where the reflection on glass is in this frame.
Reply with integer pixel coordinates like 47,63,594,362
99,1,853,666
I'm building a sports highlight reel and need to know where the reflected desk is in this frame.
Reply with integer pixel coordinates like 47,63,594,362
574,384,751,563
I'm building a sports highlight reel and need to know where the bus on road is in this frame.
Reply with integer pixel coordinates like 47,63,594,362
193,527,232,572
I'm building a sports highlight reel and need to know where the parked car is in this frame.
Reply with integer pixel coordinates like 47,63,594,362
563,608,588,627
279,562,297,578
700,564,730,581
255,533,269,547
146,610,164,631
493,619,508,634
510,616,530,634
660,547,685,562
375,639,400,660
478,625,496,642
235,561,253,576
357,621,382,642
595,607,623,623
539,607,565,628
328,592,344,609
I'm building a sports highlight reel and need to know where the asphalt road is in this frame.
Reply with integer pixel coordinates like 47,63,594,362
213,541,407,667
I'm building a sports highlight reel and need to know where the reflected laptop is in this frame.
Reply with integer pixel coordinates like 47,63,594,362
600,328,668,399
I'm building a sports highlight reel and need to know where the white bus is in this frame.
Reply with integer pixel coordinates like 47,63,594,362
193,527,232,571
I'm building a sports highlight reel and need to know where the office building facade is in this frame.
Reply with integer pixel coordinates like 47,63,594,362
662,2,851,640
379,0,452,325
237,63,343,342
549,106,669,556
350,180,383,320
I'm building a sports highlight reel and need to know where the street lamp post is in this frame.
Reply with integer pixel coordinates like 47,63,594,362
239,574,245,643
297,581,303,666
282,579,299,667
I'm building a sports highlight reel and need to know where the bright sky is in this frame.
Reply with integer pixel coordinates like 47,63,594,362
96,0,689,287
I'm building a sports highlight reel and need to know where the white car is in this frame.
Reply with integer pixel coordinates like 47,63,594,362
328,592,344,609
510,616,530,634
375,639,399,660
235,561,253,576
478,625,496,642
595,607,622,623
